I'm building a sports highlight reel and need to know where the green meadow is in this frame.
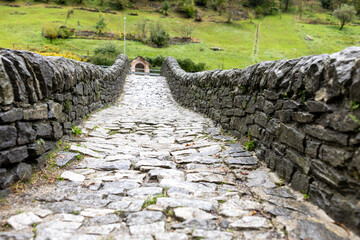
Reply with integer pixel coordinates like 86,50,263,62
0,2,359,70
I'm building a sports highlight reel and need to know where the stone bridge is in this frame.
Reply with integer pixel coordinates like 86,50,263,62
0,47,359,239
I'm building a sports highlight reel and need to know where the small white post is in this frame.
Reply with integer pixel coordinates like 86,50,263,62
123,17,126,55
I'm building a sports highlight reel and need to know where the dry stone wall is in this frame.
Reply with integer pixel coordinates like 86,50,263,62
161,47,360,234
0,48,129,191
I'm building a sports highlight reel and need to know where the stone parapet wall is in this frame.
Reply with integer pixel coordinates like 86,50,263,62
161,47,360,234
0,48,129,190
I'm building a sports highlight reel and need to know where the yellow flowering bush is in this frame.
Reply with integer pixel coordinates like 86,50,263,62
33,51,85,62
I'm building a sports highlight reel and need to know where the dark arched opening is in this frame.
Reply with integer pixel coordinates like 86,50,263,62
135,63,145,72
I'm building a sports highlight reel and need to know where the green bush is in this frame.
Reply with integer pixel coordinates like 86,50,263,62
42,23,58,42
178,58,206,72
90,42,121,66
109,0,128,10
145,55,206,72
178,0,196,17
58,27,72,39
149,22,170,47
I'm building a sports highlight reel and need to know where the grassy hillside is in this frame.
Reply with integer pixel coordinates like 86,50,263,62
0,2,359,70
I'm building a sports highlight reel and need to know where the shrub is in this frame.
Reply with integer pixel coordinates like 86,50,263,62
149,22,170,47
195,0,207,6
136,18,148,41
109,0,128,10
58,27,72,39
178,0,196,18
179,24,193,39
145,55,206,72
42,23,58,42
90,42,121,66
161,1,170,16
177,58,206,72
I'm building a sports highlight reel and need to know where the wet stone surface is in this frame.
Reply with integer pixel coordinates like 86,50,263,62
0,75,358,240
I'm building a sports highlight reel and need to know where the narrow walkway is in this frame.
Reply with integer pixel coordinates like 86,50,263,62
0,75,357,240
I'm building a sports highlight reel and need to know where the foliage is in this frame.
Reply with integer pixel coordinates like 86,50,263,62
161,1,170,16
145,55,206,72
333,4,356,30
245,140,255,151
71,125,83,136
195,0,207,6
90,42,121,65
178,0,196,18
35,51,83,61
136,18,148,41
109,0,128,10
350,100,359,111
178,58,206,72
320,0,332,9
178,24,194,38
149,22,170,47
94,15,107,35
41,23,58,42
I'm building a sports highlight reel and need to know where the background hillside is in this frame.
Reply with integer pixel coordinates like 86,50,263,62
0,0,359,70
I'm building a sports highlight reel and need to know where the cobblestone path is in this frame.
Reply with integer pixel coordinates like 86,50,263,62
0,75,358,240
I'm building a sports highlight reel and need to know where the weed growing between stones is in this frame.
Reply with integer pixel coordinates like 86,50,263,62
245,140,255,151
350,100,359,111
71,125,83,136
142,194,167,209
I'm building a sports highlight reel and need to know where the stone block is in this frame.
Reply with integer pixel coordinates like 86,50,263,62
285,149,310,174
263,101,275,114
0,146,28,165
305,140,320,158
245,95,256,113
266,118,280,134
12,162,32,181
292,112,315,123
311,159,347,187
33,121,53,139
0,126,17,149
283,100,300,109
254,111,267,127
263,90,279,100
0,57,14,105
305,101,331,113
23,103,48,120
304,125,348,146
276,123,305,152
271,141,286,156
52,122,63,140
275,109,293,123
319,145,352,167
16,122,36,145
275,158,294,182
255,95,264,110
0,108,23,123
48,101,63,121
248,124,261,138
290,170,310,193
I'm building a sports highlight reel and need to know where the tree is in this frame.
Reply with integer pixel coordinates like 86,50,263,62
94,15,106,36
333,4,356,30
282,0,290,11
296,0,305,19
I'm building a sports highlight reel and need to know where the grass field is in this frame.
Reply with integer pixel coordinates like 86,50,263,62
0,2,359,70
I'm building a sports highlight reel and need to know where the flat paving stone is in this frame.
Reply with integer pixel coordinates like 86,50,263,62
1,75,358,240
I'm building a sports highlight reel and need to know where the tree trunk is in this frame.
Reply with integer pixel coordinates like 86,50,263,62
340,22,344,30
285,0,289,12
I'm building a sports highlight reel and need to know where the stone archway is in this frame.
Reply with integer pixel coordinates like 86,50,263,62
135,63,145,73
